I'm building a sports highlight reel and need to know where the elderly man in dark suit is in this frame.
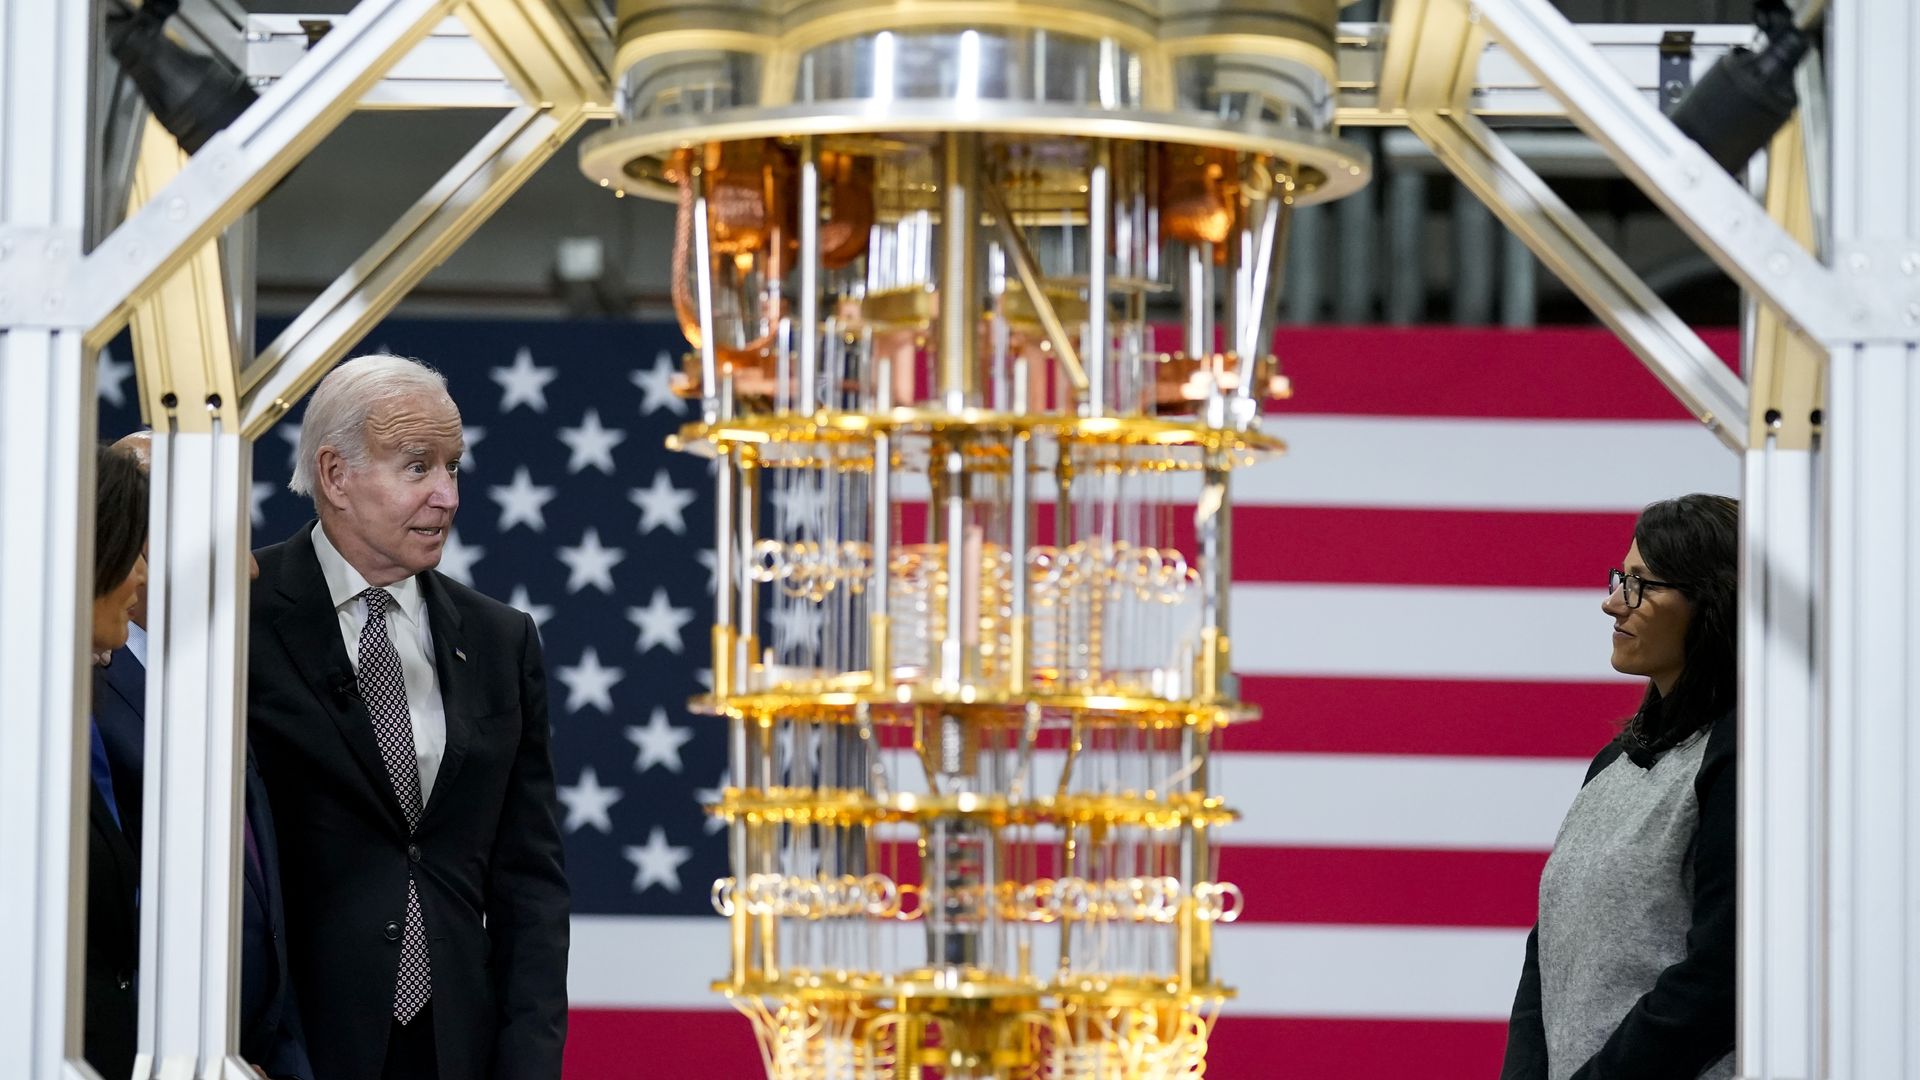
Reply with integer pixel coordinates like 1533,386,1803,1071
247,354,569,1080
93,430,312,1080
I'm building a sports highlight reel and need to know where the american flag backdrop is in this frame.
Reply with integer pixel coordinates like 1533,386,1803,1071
97,320,1739,1078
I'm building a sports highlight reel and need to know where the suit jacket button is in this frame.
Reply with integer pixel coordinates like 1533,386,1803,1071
383,920,402,941
407,843,422,863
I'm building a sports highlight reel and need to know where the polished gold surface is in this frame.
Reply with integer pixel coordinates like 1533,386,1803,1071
626,8,1350,1070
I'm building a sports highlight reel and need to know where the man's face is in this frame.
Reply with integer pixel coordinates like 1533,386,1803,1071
319,393,463,585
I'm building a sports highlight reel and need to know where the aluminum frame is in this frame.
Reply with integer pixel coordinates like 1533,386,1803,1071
3,0,1917,1077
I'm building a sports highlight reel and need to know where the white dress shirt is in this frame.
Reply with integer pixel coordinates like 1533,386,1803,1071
124,621,148,668
312,523,448,801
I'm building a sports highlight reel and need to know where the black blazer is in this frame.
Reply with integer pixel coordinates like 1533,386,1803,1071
89,653,315,1079
248,522,570,1080
94,654,146,846
84,784,139,1080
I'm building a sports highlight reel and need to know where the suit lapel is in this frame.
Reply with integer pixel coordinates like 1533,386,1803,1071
419,571,472,824
270,525,411,832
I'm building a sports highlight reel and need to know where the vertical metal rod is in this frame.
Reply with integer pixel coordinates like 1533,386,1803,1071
1500,225,1538,328
1452,190,1496,325
940,133,981,412
1235,191,1289,399
1009,356,1031,691
1185,244,1209,360
1087,140,1110,416
799,136,820,414
691,166,722,425
1385,170,1426,326
870,354,893,686
714,447,737,694
1284,204,1326,324
737,450,761,684
942,444,967,687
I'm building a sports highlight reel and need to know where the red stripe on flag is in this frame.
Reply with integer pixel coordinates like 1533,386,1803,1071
1207,1016,1510,1080
899,504,1636,589
565,1009,1514,1080
1228,506,1637,588
1220,846,1545,928
876,677,1632,759
1148,324,1738,420
861,840,1542,929
1233,676,1636,759
566,1008,765,1077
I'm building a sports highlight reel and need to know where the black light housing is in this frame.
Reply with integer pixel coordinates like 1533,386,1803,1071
1671,0,1816,174
107,0,257,155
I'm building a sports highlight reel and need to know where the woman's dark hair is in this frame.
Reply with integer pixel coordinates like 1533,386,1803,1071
94,444,149,599
1622,492,1739,757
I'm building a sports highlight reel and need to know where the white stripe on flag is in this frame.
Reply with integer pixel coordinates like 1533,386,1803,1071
569,916,1529,1021
1221,752,1584,850
1230,582,1630,682
889,417,1736,511
1215,922,1529,1020
1243,415,1738,511
875,750,1583,851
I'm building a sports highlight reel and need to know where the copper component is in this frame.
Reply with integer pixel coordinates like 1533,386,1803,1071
1158,145,1238,248
666,141,795,383
819,150,874,268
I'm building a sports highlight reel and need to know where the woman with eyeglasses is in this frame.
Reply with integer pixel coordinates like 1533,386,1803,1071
1501,493,1740,1080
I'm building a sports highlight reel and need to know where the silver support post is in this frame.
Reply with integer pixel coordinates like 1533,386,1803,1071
138,430,256,1080
1816,0,1920,1071
1087,140,1109,416
692,168,721,426
0,1,96,1077
939,133,980,413
1739,440,1821,1079
798,136,820,415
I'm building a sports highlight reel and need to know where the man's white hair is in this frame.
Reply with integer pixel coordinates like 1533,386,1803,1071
288,354,451,497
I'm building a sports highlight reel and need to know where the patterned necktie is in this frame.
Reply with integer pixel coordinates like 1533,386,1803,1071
356,587,433,1023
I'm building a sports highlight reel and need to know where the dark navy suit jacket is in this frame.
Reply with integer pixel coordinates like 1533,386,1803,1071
94,649,314,1079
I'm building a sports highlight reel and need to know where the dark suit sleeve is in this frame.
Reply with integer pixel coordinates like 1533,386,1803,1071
1501,926,1548,1079
485,613,571,1080
1568,713,1736,1079
260,977,314,1080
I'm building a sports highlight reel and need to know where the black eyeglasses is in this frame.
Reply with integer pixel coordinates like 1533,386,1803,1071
1608,568,1684,609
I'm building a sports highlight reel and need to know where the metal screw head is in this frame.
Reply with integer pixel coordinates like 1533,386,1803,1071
1849,252,1871,273
1767,252,1791,275
1903,253,1920,275
166,197,187,221
1906,303,1920,326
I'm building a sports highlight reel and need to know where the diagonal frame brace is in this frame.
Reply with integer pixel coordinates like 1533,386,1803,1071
77,0,461,349
1413,110,1750,450
458,0,612,110
1465,0,1857,345
240,102,591,438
